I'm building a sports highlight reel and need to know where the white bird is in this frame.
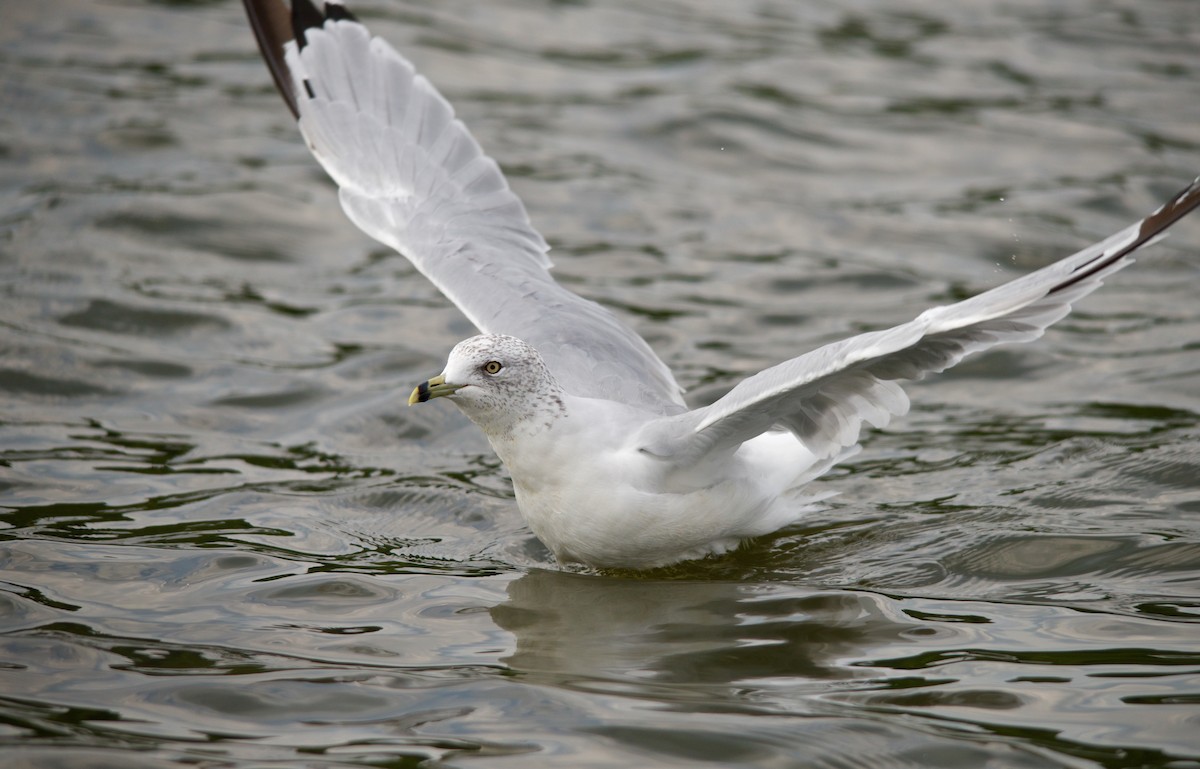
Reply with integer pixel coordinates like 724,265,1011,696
244,0,1200,569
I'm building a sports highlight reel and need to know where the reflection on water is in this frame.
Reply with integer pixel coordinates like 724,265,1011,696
493,569,1200,762
495,570,915,687
3,0,1200,766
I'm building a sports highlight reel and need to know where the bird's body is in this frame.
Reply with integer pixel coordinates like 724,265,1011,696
486,381,824,569
244,0,1200,569
417,334,830,567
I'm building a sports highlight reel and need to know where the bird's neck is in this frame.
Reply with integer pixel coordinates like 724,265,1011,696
461,387,571,453
482,400,575,491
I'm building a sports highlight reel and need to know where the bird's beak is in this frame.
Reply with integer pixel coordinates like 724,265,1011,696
408,374,464,405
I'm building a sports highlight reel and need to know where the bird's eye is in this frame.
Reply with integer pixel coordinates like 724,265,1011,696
483,360,503,375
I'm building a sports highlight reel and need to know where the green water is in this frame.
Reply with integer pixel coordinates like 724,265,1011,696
2,0,1199,766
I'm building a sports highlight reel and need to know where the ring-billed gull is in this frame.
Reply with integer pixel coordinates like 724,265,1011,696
244,0,1200,569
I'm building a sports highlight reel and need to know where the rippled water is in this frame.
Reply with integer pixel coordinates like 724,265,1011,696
3,0,1200,766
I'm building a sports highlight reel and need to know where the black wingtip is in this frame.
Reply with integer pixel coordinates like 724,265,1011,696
1052,176,1200,295
1140,176,1200,242
244,0,361,118
325,2,358,23
243,0,300,118
294,1,358,48
291,0,325,49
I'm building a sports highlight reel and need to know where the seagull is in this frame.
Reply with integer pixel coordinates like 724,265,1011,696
244,0,1200,569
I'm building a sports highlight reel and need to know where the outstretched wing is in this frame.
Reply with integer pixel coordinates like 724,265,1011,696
243,0,685,411
641,178,1200,463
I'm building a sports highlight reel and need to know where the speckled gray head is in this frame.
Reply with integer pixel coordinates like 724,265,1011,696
408,334,566,435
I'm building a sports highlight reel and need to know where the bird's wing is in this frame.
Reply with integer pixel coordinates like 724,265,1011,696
640,178,1200,463
243,0,685,411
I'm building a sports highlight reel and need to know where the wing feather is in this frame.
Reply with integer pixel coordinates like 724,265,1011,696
243,0,684,411
641,178,1200,462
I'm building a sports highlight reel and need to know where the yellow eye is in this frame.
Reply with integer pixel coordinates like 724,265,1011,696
483,360,503,375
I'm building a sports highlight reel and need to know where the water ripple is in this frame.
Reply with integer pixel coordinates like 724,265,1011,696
2,0,1199,767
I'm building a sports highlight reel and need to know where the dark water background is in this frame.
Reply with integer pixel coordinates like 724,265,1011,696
3,0,1200,766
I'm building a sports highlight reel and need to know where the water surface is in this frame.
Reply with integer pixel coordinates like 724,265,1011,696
2,0,1200,767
